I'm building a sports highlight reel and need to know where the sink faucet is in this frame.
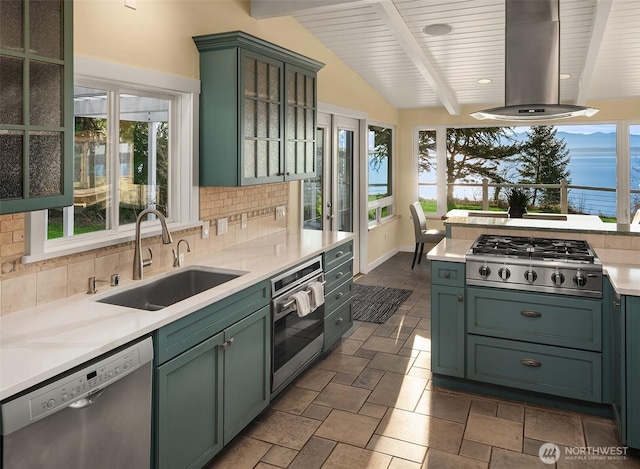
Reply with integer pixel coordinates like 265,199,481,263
133,208,173,280
173,239,191,267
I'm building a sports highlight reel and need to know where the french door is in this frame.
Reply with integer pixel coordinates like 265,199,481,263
303,113,360,268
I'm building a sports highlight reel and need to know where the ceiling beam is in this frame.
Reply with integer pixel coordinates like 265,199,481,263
576,0,612,105
371,0,460,114
251,0,378,19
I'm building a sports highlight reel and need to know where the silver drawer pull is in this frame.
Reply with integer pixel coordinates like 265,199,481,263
520,310,542,318
457,295,463,302
220,338,234,350
444,272,451,278
336,272,345,279
521,359,541,367
336,317,344,325
335,250,344,258
335,292,344,300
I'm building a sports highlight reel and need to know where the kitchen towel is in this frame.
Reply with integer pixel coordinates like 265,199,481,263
308,281,324,310
289,290,311,317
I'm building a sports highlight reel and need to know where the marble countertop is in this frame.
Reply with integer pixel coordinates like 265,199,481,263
0,230,355,401
427,238,640,297
444,209,640,235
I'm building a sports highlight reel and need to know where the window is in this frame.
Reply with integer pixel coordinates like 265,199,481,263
25,58,199,261
631,124,640,219
367,124,394,227
417,123,635,222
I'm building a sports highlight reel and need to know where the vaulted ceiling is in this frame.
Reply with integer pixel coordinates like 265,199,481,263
251,0,640,114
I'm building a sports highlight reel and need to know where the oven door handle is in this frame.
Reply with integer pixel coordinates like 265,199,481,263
273,280,325,320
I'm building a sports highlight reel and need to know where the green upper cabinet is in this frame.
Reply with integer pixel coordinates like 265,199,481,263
0,0,73,215
193,31,323,187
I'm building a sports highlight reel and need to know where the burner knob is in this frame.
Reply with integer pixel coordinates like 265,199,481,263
498,267,511,280
524,270,537,283
551,272,565,286
478,265,491,278
573,273,588,287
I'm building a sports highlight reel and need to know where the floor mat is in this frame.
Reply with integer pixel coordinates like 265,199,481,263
351,284,413,324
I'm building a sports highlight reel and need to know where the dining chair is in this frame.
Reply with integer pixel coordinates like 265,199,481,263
632,209,640,224
409,202,445,269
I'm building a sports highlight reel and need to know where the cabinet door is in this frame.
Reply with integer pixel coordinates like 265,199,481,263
240,50,284,185
0,0,73,214
611,291,626,443
284,63,317,181
431,285,465,377
155,332,224,469
223,305,271,444
627,296,640,448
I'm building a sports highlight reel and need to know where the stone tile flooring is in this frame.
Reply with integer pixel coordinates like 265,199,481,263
206,253,640,469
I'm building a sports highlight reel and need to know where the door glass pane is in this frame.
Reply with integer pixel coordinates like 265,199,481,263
0,1,24,52
287,70,295,104
30,0,63,59
296,73,305,105
29,131,62,197
256,60,268,99
244,140,256,178
269,64,279,101
244,58,256,97
118,94,170,225
257,101,267,138
244,99,255,137
30,60,62,127
0,131,24,199
268,103,279,139
256,140,267,177
0,55,23,125
302,127,324,229
305,76,314,106
269,141,279,177
337,129,353,232
632,125,640,219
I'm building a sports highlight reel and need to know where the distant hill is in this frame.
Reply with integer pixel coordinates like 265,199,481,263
514,130,640,151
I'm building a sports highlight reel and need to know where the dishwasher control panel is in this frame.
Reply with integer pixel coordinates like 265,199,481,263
1,337,154,436
30,348,141,420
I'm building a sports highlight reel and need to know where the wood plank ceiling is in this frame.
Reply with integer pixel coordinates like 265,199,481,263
252,0,640,113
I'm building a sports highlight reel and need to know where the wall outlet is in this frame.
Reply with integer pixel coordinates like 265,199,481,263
241,213,248,229
217,217,228,236
202,221,210,239
275,205,286,220
124,0,136,9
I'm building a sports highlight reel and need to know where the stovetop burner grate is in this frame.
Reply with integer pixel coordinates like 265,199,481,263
471,234,595,263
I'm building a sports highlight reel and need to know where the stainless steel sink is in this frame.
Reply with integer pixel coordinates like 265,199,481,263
97,266,247,311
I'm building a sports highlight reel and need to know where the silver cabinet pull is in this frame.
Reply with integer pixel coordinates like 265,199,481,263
457,295,463,302
521,310,542,318
336,317,344,325
220,338,234,350
521,359,542,367
336,272,345,279
613,301,621,307
335,250,344,258
444,271,451,278
336,292,344,300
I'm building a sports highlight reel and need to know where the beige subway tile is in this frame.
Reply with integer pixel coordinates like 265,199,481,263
37,266,67,305
67,259,95,296
95,253,120,281
2,273,37,314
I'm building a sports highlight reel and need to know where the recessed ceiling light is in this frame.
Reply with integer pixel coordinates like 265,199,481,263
560,74,571,80
423,23,454,36
478,78,492,84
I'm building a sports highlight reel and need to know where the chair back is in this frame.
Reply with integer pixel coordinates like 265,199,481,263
632,209,640,224
409,202,427,239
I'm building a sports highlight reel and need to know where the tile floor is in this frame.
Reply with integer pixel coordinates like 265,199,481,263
206,253,640,469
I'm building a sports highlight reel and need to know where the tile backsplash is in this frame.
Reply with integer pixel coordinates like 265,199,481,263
0,183,289,315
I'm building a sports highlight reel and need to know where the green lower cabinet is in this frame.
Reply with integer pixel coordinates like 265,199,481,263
223,305,271,444
325,298,353,350
155,332,224,469
626,296,640,449
431,284,465,377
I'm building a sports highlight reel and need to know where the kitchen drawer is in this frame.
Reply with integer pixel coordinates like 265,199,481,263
324,278,353,313
324,241,353,272
154,280,270,365
325,259,353,294
324,299,353,351
467,287,601,351
431,261,465,288
467,335,602,402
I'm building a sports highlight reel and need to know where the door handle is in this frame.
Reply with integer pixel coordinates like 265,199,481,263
220,338,234,350
521,359,542,368
520,310,542,318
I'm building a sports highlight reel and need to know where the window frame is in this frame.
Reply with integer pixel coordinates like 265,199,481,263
24,57,201,263
415,121,636,223
367,121,396,229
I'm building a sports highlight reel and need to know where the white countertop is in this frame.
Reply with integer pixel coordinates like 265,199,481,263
0,230,355,401
444,209,640,235
427,238,640,297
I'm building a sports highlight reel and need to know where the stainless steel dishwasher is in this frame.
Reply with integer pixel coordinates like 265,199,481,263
1,337,153,469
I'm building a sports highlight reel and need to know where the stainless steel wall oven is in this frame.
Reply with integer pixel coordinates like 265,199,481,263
271,257,324,395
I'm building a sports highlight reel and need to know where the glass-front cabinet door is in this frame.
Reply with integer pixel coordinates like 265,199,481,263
0,0,73,215
284,64,316,181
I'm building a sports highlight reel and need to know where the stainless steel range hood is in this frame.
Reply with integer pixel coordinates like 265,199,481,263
471,0,598,121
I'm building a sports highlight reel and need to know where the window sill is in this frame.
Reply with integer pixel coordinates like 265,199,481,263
368,214,401,231
22,221,205,264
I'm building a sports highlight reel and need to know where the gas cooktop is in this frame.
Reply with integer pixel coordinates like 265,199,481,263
466,234,602,298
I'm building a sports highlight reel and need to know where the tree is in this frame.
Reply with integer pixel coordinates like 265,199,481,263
518,126,570,207
418,128,521,202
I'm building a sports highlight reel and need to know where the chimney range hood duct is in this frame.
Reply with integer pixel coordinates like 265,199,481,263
471,0,598,121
